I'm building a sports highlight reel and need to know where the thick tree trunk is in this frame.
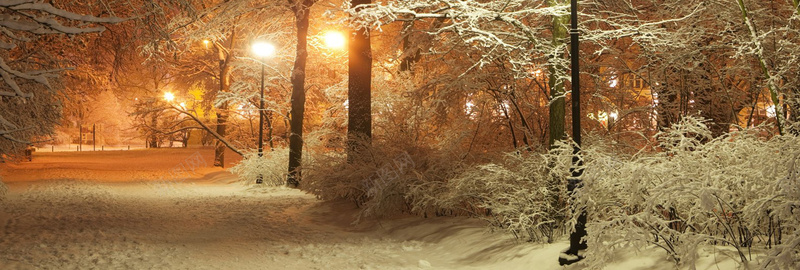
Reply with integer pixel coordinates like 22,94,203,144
212,30,235,167
347,0,373,162
148,114,158,148
547,0,568,149
214,103,228,167
287,0,312,187
213,59,232,167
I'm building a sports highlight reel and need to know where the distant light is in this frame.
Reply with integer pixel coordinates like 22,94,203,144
465,100,476,113
609,78,618,88
766,105,776,118
252,42,276,57
609,111,618,120
164,92,175,102
179,102,186,108
533,69,543,76
322,31,346,49
203,39,210,45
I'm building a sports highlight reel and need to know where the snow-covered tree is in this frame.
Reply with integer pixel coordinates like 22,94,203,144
583,0,800,137
138,0,285,164
344,0,575,149
0,1,123,156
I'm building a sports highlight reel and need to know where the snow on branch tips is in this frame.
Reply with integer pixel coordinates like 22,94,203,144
343,0,565,79
1,1,124,35
0,1,125,96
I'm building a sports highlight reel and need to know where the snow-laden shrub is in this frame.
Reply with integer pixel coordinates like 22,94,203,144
428,150,572,243
301,139,467,220
230,148,294,186
746,145,800,269
574,117,800,269
302,134,575,243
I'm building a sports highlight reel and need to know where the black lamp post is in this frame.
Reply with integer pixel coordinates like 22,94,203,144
560,0,587,265
252,42,275,184
256,57,265,184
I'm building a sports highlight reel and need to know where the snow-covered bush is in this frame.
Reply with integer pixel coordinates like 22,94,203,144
230,148,294,186
300,133,574,243
574,117,800,269
429,151,571,243
302,139,467,220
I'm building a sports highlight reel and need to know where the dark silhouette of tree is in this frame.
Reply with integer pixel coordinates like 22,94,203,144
286,0,316,187
347,0,372,162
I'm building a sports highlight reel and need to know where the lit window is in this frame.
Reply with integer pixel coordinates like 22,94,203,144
632,77,644,89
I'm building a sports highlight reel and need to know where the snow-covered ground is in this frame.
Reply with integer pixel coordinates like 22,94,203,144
34,144,147,153
0,149,736,269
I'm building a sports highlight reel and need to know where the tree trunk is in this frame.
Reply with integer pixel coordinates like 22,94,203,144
214,63,232,167
149,114,158,148
266,111,274,149
214,103,228,167
736,0,785,134
547,0,568,149
213,31,235,167
287,0,313,188
347,0,373,162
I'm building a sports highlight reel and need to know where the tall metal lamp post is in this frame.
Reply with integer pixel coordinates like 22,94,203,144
251,41,275,184
559,0,587,265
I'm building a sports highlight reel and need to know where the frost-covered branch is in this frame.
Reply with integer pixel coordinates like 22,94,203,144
735,0,785,134
343,0,562,78
170,103,244,157
0,0,124,151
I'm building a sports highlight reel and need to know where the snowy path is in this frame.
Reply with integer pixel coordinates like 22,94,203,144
0,150,572,270
0,180,571,270
0,149,733,269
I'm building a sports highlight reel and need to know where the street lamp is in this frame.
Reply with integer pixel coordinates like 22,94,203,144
163,92,175,102
252,42,275,58
322,31,346,50
251,41,275,184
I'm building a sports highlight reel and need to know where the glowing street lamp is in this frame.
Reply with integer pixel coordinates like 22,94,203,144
322,31,346,49
163,92,175,102
251,41,275,184
252,42,275,58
